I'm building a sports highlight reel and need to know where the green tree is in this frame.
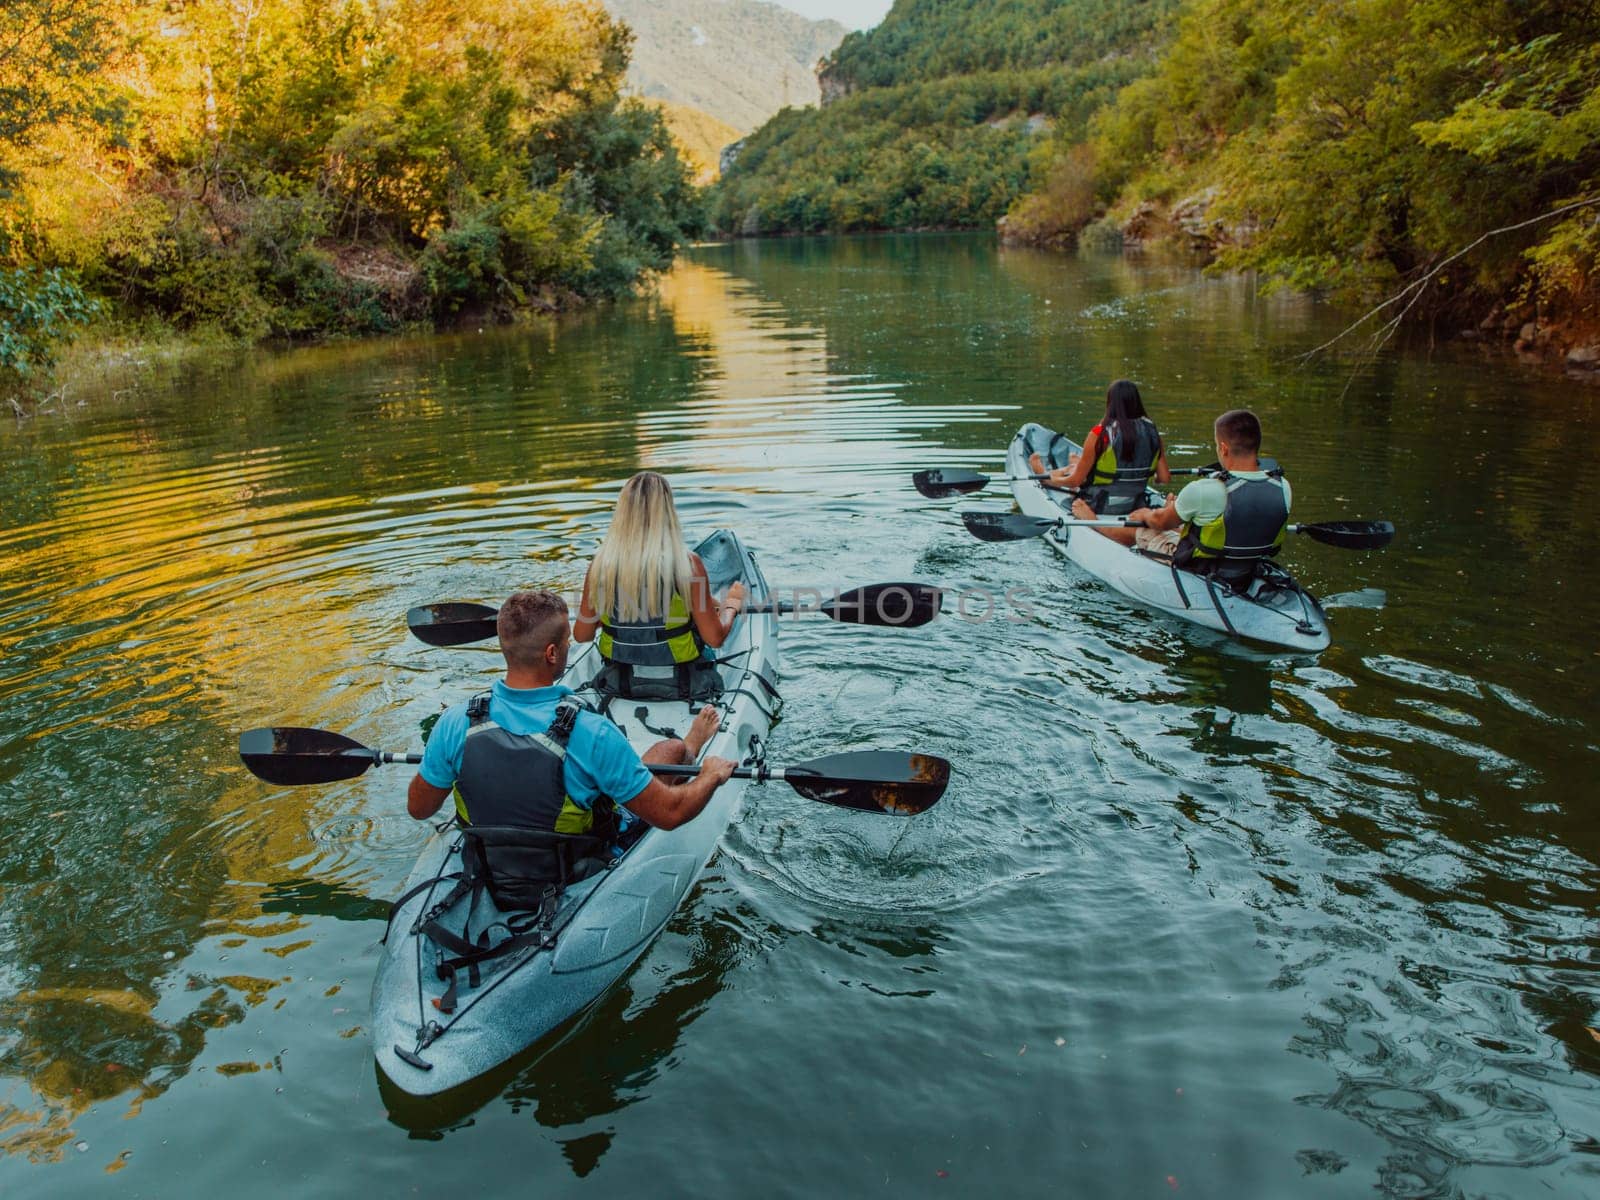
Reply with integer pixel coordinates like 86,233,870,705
0,0,115,189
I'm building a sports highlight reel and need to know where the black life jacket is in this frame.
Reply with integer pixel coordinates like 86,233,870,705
1083,418,1161,515
454,694,618,909
1173,470,1290,584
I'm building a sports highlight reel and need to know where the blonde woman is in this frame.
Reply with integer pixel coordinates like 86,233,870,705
574,471,746,699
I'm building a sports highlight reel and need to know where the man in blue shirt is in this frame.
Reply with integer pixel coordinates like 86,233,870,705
406,590,736,837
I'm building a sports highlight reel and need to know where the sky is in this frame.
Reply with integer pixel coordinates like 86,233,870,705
773,1,893,30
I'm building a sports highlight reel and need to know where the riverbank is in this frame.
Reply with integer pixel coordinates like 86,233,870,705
994,1,1599,383
0,0,705,421
1001,198,1600,383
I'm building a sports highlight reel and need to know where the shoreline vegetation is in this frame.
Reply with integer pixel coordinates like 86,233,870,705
710,0,1600,377
1,0,703,413
6,2,1598,414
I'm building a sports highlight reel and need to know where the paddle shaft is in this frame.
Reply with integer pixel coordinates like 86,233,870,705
647,762,786,782
314,747,775,781
240,729,949,812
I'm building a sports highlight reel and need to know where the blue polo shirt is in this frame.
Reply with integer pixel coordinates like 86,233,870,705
420,681,654,828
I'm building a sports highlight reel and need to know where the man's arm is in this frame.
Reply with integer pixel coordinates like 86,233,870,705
1129,493,1181,531
407,706,465,820
621,758,736,831
408,775,451,820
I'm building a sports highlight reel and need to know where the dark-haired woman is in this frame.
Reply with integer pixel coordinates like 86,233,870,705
1028,379,1170,515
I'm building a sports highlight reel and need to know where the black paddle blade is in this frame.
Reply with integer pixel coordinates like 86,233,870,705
239,727,376,786
912,468,991,499
820,583,942,628
407,602,499,647
1298,520,1396,550
782,751,951,815
961,511,1059,542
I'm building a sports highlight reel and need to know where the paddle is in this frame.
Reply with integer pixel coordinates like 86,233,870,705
915,458,1280,498
962,511,1145,542
238,727,950,816
912,468,1052,499
408,582,943,648
961,510,1395,549
912,466,1236,499
1289,520,1395,550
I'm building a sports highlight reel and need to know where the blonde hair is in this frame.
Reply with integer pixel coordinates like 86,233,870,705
588,472,695,623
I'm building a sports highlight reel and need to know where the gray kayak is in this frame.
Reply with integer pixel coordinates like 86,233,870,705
372,528,780,1096
1010,423,1331,652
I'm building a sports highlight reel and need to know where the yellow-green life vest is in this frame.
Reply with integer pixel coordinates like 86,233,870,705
598,591,703,667
1084,418,1161,515
1176,472,1289,581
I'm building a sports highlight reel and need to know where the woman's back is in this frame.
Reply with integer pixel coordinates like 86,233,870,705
574,472,746,698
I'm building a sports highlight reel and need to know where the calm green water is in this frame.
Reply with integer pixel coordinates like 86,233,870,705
2,235,1598,1197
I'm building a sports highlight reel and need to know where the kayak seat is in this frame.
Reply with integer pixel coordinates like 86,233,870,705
1133,544,1260,592
461,824,610,912
588,659,723,703
396,826,613,1016
1182,558,1263,590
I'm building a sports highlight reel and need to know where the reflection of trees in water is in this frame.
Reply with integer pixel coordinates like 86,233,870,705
0,303,725,1167
0,874,385,1164
3,308,718,530
0,975,243,1163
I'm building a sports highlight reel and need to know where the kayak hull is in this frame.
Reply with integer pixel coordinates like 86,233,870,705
372,528,779,1096
1008,424,1331,652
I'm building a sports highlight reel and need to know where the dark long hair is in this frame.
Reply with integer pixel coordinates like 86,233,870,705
1102,379,1148,454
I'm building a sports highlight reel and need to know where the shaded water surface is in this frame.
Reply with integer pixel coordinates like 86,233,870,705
1,236,1597,1196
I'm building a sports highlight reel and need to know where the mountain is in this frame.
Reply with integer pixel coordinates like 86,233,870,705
602,0,849,134
649,100,743,184
710,0,1177,235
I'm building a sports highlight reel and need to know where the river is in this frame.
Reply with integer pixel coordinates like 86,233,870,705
1,235,1597,1197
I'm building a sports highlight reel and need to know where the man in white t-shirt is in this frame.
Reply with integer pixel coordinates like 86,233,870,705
1072,409,1292,559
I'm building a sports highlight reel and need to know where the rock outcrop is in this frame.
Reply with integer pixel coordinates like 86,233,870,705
602,0,847,133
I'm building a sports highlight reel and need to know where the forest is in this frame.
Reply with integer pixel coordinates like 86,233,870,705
710,0,1177,238
709,62,1143,235
0,0,703,400
7,0,1596,395
819,0,1179,94
1007,0,1600,338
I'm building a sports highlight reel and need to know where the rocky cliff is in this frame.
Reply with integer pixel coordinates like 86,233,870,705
603,0,848,134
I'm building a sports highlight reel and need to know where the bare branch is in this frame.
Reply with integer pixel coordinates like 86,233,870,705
1298,194,1600,362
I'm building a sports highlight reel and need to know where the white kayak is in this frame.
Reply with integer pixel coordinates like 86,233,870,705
1008,423,1331,652
372,528,780,1096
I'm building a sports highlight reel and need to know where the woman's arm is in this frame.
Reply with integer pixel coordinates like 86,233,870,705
687,554,744,648
1048,425,1101,488
1153,440,1171,485
573,564,599,643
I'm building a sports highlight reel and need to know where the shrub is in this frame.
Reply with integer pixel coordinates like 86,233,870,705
0,266,99,396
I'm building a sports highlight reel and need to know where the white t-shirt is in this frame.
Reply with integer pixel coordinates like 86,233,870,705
1174,472,1292,528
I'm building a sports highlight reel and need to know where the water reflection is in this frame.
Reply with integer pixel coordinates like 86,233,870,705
0,236,1597,1195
